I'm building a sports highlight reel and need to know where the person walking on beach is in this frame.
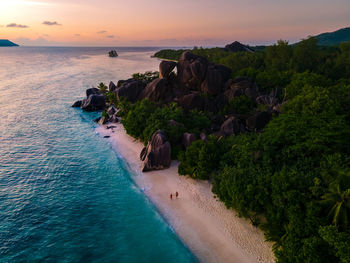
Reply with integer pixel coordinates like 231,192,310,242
170,194,173,200
175,191,179,198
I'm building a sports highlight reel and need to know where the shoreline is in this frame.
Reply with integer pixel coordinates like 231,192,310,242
96,123,275,263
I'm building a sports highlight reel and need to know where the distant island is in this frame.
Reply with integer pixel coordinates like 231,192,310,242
0,40,19,47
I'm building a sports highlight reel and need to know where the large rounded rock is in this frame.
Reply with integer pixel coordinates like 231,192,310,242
182,133,197,148
81,94,106,111
140,130,171,172
138,78,173,103
246,112,271,131
177,51,207,90
220,116,241,136
216,64,232,82
159,61,177,79
116,80,144,102
177,60,193,87
117,78,137,88
230,77,259,100
189,57,207,82
109,81,117,92
86,87,100,97
72,100,83,107
176,93,205,111
200,64,223,95
179,51,198,61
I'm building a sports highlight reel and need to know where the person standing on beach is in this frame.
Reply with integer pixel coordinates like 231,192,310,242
170,194,173,200
175,192,179,198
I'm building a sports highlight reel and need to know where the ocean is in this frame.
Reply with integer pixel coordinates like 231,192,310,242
0,47,196,262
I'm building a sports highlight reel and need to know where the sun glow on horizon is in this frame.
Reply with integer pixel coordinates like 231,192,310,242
0,0,350,46
0,0,53,7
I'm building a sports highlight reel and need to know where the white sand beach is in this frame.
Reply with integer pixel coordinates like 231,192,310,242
96,124,275,263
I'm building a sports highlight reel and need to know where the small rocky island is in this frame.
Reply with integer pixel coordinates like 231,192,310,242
73,48,279,172
108,50,118,57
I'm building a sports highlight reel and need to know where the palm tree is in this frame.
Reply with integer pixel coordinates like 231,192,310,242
321,181,350,230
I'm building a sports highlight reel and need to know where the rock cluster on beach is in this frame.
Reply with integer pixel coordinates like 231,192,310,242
140,130,171,172
73,48,282,172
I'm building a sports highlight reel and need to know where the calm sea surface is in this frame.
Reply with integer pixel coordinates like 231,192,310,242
0,47,196,262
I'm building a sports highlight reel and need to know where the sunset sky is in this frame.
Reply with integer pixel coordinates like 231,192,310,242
0,0,349,47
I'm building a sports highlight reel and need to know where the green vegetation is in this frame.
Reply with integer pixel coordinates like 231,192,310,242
97,82,108,93
152,38,350,262
220,96,256,115
120,99,211,159
153,49,187,60
179,84,350,262
132,71,159,83
107,38,350,262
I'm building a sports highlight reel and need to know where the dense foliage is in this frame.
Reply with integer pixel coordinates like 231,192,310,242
108,39,350,262
120,99,211,159
169,39,350,262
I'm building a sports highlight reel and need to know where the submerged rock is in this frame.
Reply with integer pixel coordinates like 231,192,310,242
140,130,171,172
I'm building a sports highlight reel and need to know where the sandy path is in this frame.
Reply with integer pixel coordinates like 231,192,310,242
96,124,274,263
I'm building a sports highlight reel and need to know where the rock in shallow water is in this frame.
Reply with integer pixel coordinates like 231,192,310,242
86,87,100,97
81,94,106,111
72,100,82,107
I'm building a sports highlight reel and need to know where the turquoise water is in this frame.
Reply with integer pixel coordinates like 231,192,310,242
0,47,196,262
